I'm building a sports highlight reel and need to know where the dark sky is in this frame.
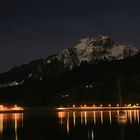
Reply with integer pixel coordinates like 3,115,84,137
0,0,140,72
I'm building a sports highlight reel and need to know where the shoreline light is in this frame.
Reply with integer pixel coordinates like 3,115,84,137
128,104,131,107
56,103,140,111
0,105,23,112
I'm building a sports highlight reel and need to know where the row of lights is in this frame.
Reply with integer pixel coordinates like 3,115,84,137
0,105,23,110
71,104,139,108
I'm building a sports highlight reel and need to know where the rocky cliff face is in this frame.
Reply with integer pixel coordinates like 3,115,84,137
54,35,138,69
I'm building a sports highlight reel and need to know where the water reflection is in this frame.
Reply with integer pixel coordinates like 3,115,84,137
88,129,94,140
93,111,96,124
100,111,103,124
81,112,83,124
109,110,112,124
0,113,23,139
0,114,3,137
58,111,66,125
57,110,140,134
137,110,139,123
84,111,87,125
67,112,70,134
73,112,76,126
15,114,18,140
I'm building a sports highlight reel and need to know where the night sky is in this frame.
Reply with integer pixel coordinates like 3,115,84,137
0,0,140,72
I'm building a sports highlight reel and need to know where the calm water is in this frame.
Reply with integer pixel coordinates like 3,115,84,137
0,109,140,140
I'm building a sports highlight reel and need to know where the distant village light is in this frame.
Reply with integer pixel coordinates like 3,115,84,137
0,105,23,111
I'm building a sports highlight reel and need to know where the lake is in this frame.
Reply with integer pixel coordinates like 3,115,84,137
0,108,140,140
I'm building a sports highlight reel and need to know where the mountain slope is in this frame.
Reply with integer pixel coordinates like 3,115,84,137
1,52,140,106
0,35,140,106
0,35,139,88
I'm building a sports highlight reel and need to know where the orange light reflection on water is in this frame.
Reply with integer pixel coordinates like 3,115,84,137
0,113,23,139
57,110,140,134
66,112,70,134
0,114,3,137
58,112,67,125
93,111,96,124
109,111,112,124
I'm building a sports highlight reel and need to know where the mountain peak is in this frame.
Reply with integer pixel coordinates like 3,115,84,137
91,35,114,47
74,35,114,50
50,35,139,71
74,35,138,61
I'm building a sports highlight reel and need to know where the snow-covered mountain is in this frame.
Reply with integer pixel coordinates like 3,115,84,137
50,35,138,69
0,35,139,87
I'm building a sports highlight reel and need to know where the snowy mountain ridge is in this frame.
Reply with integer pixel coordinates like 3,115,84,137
54,35,138,69
0,35,139,87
